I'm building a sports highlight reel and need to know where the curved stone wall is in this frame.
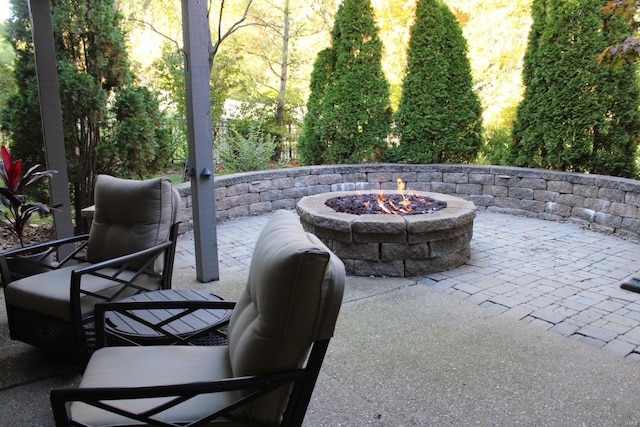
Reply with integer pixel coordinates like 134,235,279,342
175,164,640,241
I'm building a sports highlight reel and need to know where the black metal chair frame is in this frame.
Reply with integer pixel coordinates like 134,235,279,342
0,223,179,364
50,298,330,427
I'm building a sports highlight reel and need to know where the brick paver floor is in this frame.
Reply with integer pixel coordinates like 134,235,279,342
175,210,640,361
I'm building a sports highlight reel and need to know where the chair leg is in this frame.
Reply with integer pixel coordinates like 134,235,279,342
281,339,330,427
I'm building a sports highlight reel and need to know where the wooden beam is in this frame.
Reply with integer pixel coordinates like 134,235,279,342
28,0,74,254
182,0,220,281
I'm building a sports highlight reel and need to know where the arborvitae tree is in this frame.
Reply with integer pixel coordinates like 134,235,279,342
394,0,483,164
298,48,335,165
510,0,640,178
301,0,391,165
2,0,171,231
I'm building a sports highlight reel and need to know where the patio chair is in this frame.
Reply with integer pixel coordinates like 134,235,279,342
0,175,181,364
50,209,346,426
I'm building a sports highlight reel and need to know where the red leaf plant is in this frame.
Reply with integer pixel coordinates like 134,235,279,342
0,146,61,247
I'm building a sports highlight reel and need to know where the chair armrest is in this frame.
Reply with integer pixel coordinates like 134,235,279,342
50,369,306,426
0,235,89,286
66,241,177,323
94,299,236,348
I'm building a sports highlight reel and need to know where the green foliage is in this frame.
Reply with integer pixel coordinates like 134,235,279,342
510,0,640,178
219,126,277,173
394,0,483,164
301,0,392,165
99,85,172,179
298,48,335,165
2,0,171,232
479,104,517,165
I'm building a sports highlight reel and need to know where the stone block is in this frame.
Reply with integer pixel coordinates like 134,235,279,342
311,226,352,243
469,195,494,208
227,205,249,218
495,197,521,209
469,173,494,185
584,198,610,213
294,175,318,186
342,172,367,182
307,185,332,195
271,177,295,189
354,231,406,243
610,202,637,218
456,183,483,195
332,182,357,192
318,173,343,185
249,202,272,215
356,182,380,191
381,242,429,261
509,187,534,200
333,241,379,261
545,202,571,217
558,194,585,208
416,171,443,182
260,189,284,202
519,199,546,213
625,191,640,207
595,212,622,228
520,178,547,190
429,235,470,257
599,187,625,203
214,187,227,200
284,186,308,199
272,198,296,210
249,180,272,192
572,207,596,222
534,190,559,202
483,185,508,197
621,217,640,234
431,182,456,193
408,224,472,244
547,180,573,193
226,183,249,196
573,184,599,198
443,172,469,183
367,172,393,184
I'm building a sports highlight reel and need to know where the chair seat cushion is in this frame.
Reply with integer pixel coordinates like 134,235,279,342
70,346,236,426
4,265,162,321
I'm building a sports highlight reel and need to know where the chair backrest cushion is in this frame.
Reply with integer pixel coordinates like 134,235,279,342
227,209,345,424
86,175,180,271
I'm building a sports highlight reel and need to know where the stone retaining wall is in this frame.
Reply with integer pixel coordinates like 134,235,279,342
175,164,640,241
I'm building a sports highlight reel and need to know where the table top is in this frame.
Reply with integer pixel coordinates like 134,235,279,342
104,289,232,340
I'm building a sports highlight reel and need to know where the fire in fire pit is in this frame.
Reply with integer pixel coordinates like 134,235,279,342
325,179,448,215
325,178,447,215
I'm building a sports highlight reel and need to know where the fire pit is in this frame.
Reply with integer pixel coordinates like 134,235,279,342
296,187,476,277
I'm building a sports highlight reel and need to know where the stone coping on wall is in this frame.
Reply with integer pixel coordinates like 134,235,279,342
175,164,640,241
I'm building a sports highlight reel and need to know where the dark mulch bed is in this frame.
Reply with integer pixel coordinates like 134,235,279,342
1,224,55,251
325,194,447,216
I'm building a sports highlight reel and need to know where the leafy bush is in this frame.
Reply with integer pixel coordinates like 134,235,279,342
219,126,277,172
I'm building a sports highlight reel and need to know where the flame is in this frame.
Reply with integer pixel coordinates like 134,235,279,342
377,178,413,215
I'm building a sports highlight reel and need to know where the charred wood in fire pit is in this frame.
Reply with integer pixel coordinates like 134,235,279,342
325,194,447,216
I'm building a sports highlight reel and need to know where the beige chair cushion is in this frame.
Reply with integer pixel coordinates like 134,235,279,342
87,175,180,272
5,265,163,321
227,209,345,424
71,346,236,426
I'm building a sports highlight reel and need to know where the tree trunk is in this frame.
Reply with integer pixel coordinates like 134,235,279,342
275,0,291,161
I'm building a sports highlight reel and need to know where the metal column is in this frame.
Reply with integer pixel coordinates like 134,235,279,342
181,0,220,281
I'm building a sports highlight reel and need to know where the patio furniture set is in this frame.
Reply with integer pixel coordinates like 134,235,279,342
0,175,345,426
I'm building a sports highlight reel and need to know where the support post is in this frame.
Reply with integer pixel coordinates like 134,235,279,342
28,0,74,255
182,0,220,281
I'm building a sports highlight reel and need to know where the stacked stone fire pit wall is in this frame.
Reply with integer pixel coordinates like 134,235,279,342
174,164,640,241
296,191,476,277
